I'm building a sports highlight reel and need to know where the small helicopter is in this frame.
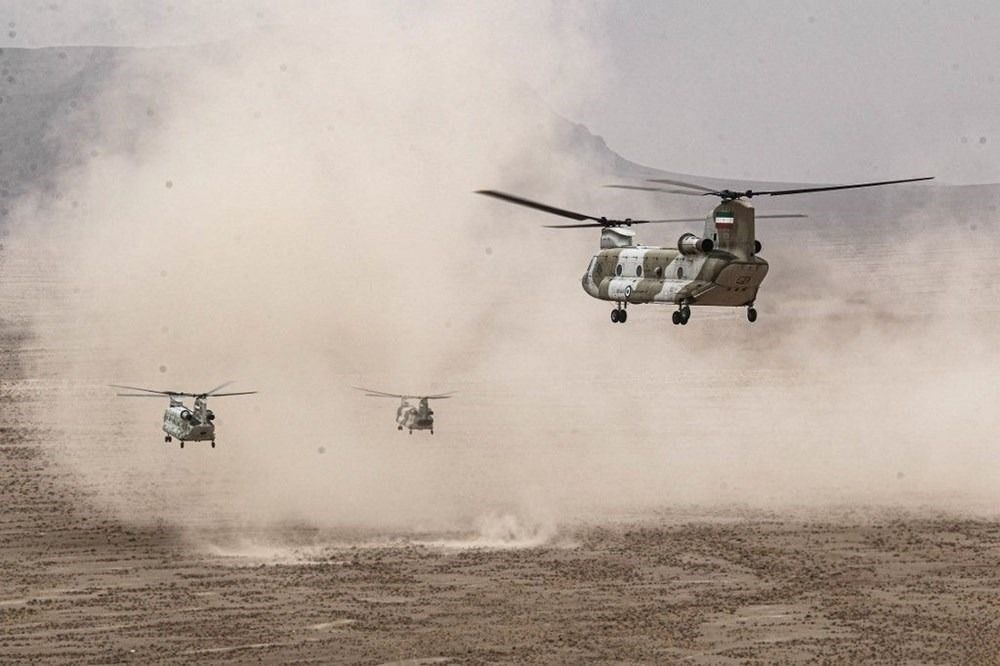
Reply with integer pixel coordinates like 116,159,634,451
111,382,257,448
477,176,932,325
354,387,455,434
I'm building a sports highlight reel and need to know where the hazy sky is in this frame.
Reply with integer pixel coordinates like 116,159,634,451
2,0,997,184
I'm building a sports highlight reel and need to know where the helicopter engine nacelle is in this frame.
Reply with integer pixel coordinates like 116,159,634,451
180,410,192,421
677,233,714,255
206,411,215,421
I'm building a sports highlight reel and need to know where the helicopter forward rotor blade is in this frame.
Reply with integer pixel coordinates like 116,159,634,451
751,176,934,197
422,392,456,399
116,393,176,398
475,189,660,227
109,384,179,395
756,214,808,219
543,216,706,229
208,391,258,397
476,190,599,221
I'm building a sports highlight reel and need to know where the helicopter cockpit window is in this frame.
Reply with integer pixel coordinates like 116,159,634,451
636,265,642,277
615,264,623,276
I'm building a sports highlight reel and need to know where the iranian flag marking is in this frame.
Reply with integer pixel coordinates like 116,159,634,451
715,212,735,228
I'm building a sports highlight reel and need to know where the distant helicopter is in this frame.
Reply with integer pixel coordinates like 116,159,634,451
354,387,455,434
477,176,932,325
111,382,257,448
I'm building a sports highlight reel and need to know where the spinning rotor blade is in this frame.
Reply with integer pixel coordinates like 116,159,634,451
353,386,408,399
421,392,456,400
756,214,808,219
647,176,934,200
116,393,175,398
543,217,706,229
604,184,704,196
203,381,235,396
208,391,258,397
646,178,718,193
109,384,180,396
747,176,934,197
477,190,655,227
477,190,598,221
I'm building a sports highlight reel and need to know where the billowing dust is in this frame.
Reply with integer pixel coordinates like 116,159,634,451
3,3,1000,546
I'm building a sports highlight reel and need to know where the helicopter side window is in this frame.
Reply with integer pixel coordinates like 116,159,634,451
615,264,622,276
677,266,684,279
654,266,662,278
636,265,642,277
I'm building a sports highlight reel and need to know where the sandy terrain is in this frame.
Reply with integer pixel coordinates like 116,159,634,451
4,320,1000,665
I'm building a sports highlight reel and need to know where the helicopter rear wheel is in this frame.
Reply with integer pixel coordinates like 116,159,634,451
211,441,216,448
164,435,172,443
618,309,627,323
671,311,681,325
179,441,184,449
681,304,691,319
747,307,758,323
680,311,690,325
610,308,619,323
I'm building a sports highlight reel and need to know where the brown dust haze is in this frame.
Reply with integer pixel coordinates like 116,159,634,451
3,4,999,541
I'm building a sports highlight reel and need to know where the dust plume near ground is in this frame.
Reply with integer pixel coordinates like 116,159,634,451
2,3,1000,540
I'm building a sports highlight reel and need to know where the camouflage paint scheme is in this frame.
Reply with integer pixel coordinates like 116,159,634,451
582,199,767,309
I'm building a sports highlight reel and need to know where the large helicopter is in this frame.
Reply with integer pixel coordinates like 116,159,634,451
111,382,257,448
477,176,933,325
354,387,455,434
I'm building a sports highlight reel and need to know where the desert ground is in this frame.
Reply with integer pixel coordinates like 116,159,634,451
3,37,1000,664
5,316,1000,664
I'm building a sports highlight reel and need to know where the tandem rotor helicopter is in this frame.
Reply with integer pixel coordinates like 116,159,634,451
477,176,933,325
112,382,257,448
354,387,455,434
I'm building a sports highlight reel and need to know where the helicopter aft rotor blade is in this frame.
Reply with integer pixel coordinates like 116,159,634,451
202,381,235,396
208,391,258,397
646,176,934,200
353,386,410,399
746,176,935,197
604,184,704,196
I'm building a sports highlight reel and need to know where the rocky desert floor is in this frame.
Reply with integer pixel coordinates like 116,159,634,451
4,332,1000,664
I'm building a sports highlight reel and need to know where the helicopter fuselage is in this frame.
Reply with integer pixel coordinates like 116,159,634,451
162,399,216,442
396,398,435,433
582,246,768,308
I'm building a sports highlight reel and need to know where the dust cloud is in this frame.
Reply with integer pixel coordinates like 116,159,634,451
3,3,1000,542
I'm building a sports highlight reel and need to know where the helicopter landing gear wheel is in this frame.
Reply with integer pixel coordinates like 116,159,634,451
397,425,403,431
165,435,172,443
179,441,184,449
211,441,215,449
671,311,681,325
618,309,627,323
430,429,434,435
408,429,413,435
747,306,758,323
681,304,691,320
611,308,619,324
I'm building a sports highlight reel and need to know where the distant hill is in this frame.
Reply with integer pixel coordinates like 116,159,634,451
1,45,995,238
